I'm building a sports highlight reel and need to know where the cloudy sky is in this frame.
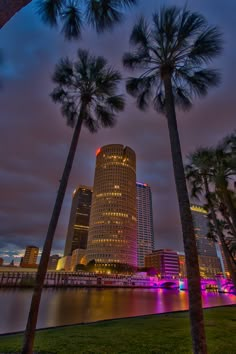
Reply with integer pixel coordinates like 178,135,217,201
0,0,235,263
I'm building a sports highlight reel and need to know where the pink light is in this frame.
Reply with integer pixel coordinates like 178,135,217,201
96,148,101,156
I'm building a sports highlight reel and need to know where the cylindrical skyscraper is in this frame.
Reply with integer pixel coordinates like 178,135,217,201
86,144,137,269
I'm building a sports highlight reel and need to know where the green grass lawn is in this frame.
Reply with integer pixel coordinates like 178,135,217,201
0,307,236,353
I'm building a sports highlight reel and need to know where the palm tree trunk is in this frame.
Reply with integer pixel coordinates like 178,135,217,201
203,179,236,288
163,74,207,354
0,0,32,29
21,112,84,354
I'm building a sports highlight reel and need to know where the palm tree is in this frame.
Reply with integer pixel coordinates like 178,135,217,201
123,6,222,354
0,0,137,38
206,216,236,286
212,144,236,229
186,148,236,289
219,198,236,239
22,49,125,354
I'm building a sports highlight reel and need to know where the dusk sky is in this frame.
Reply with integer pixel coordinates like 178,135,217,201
0,0,235,263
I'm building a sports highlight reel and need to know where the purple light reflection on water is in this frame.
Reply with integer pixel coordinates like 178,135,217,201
0,288,235,334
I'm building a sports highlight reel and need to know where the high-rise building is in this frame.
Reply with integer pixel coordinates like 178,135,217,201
136,182,154,267
145,249,180,278
20,245,39,267
191,205,222,277
64,185,92,256
86,144,137,269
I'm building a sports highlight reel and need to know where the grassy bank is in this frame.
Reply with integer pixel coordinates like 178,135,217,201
0,307,236,353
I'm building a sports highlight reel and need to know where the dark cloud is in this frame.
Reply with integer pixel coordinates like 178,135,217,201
0,0,236,262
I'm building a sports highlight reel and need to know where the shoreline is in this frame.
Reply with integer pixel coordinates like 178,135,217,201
1,303,235,338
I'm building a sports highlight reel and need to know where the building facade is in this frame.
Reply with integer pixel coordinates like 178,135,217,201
56,256,72,272
64,185,92,256
145,249,180,278
86,144,137,269
136,182,154,267
191,205,222,277
71,248,87,271
48,254,61,270
20,245,39,267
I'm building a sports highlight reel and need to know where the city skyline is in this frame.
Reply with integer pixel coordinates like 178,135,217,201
0,0,236,262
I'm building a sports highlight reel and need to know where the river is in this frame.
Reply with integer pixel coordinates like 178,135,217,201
0,288,235,334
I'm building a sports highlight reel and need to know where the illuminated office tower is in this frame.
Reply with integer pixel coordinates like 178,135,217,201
191,205,222,277
64,185,92,256
86,144,137,269
136,182,154,267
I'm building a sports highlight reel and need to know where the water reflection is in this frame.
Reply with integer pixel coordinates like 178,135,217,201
0,288,235,334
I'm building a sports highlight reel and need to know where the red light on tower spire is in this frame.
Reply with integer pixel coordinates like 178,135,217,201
96,148,101,156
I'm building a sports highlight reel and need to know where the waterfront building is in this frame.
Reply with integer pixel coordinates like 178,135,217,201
0,258,3,266
191,205,222,277
20,245,39,268
48,254,61,270
56,256,72,272
64,185,92,256
136,182,154,267
86,144,137,269
71,248,87,271
145,249,180,278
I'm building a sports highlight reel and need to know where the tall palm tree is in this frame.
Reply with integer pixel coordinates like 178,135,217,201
0,0,137,38
22,49,125,354
186,148,236,289
123,6,222,354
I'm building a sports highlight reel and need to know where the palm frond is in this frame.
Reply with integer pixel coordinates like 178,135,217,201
153,91,165,113
126,76,155,110
50,87,67,103
83,111,99,133
188,26,223,64
37,0,63,27
122,52,150,70
106,95,125,112
177,68,221,97
95,105,116,128
174,86,192,110
61,101,77,127
52,57,74,85
60,1,82,40
130,16,150,48
86,0,137,33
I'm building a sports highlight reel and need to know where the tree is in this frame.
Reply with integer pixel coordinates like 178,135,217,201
206,217,236,286
123,6,222,354
186,148,236,289
212,143,236,229
22,49,125,354
0,0,137,38
186,148,236,287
